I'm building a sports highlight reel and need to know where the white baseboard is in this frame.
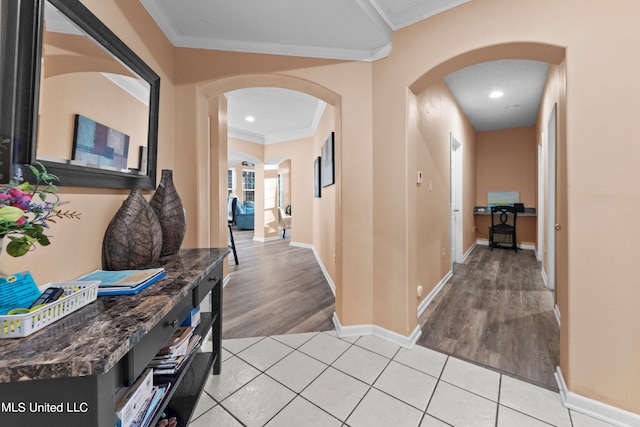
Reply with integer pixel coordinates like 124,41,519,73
223,274,231,288
417,270,452,318
290,241,312,250
332,312,421,349
475,239,536,251
462,241,477,263
541,267,549,289
554,304,561,326
253,235,281,243
556,367,640,427
290,241,336,296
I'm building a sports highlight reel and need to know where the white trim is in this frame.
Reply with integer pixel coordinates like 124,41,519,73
368,0,471,30
332,313,422,349
554,304,561,326
290,241,313,250
417,271,452,318
253,235,281,243
475,239,536,251
223,274,231,288
102,73,150,106
462,241,477,263
556,367,640,427
541,267,549,289
312,247,336,296
289,242,336,296
228,127,265,144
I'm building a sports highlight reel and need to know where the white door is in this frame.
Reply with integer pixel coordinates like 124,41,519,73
450,134,463,265
537,143,544,262
546,106,557,291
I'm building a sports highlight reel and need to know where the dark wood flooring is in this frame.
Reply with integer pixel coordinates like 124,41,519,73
222,229,335,339
417,245,560,390
222,230,558,389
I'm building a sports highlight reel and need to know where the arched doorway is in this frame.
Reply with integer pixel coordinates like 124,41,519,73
194,74,344,331
408,42,567,388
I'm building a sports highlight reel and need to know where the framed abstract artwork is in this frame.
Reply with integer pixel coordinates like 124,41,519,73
314,156,321,198
72,114,130,169
321,132,335,188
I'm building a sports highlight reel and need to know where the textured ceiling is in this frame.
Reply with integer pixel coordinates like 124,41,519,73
226,88,326,145
140,0,470,61
444,60,550,132
137,0,549,147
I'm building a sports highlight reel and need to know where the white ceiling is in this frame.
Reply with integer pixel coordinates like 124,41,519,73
140,0,471,61
444,60,550,132
140,0,550,146
226,88,326,145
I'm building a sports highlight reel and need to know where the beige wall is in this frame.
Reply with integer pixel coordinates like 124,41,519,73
3,0,177,284
264,135,315,245
38,73,148,169
228,105,336,279
476,127,537,207
312,107,337,285
410,80,477,314
537,62,570,383
279,160,292,209
376,0,640,414
473,127,538,246
5,0,640,415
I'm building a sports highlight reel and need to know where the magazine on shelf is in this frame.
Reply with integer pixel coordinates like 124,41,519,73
115,369,154,427
129,383,170,427
157,326,194,356
153,334,202,376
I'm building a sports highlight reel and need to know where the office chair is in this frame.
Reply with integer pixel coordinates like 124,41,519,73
489,205,517,252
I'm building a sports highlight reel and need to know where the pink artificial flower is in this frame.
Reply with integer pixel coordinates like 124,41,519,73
0,193,9,201
16,216,26,226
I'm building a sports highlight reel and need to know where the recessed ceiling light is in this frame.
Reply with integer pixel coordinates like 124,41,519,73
245,116,255,122
489,91,504,99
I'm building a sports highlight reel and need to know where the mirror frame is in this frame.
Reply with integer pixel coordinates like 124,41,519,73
1,0,160,189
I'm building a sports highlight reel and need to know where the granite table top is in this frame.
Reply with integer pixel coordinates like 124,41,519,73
0,248,229,383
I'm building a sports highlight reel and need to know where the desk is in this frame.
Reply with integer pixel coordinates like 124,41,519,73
0,248,229,427
473,206,537,247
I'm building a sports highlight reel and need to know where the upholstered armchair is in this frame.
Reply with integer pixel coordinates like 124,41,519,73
278,206,291,238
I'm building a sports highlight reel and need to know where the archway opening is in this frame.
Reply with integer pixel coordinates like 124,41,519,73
196,75,343,338
409,42,567,389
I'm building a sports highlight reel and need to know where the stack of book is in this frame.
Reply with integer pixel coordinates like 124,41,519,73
115,369,170,427
151,326,201,376
75,268,167,296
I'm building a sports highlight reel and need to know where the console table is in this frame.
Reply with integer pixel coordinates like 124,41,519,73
0,248,228,427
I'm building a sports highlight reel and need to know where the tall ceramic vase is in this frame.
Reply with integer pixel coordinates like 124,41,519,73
150,169,186,258
102,188,163,270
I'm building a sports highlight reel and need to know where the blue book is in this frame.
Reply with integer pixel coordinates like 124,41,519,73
94,272,167,296
76,268,165,288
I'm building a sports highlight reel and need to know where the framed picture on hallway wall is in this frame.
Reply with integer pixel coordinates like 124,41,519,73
321,132,335,187
314,156,321,198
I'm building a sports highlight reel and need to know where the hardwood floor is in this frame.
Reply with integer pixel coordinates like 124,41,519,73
222,229,335,339
417,245,560,390
222,230,558,390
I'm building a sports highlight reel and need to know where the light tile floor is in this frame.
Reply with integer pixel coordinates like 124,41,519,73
189,332,616,427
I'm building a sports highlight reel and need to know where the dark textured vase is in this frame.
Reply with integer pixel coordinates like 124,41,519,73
102,188,163,270
150,169,186,258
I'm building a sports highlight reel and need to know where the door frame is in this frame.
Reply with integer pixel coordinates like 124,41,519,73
545,105,557,292
450,133,463,265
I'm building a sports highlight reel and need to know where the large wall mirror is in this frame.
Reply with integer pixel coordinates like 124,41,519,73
0,0,159,188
